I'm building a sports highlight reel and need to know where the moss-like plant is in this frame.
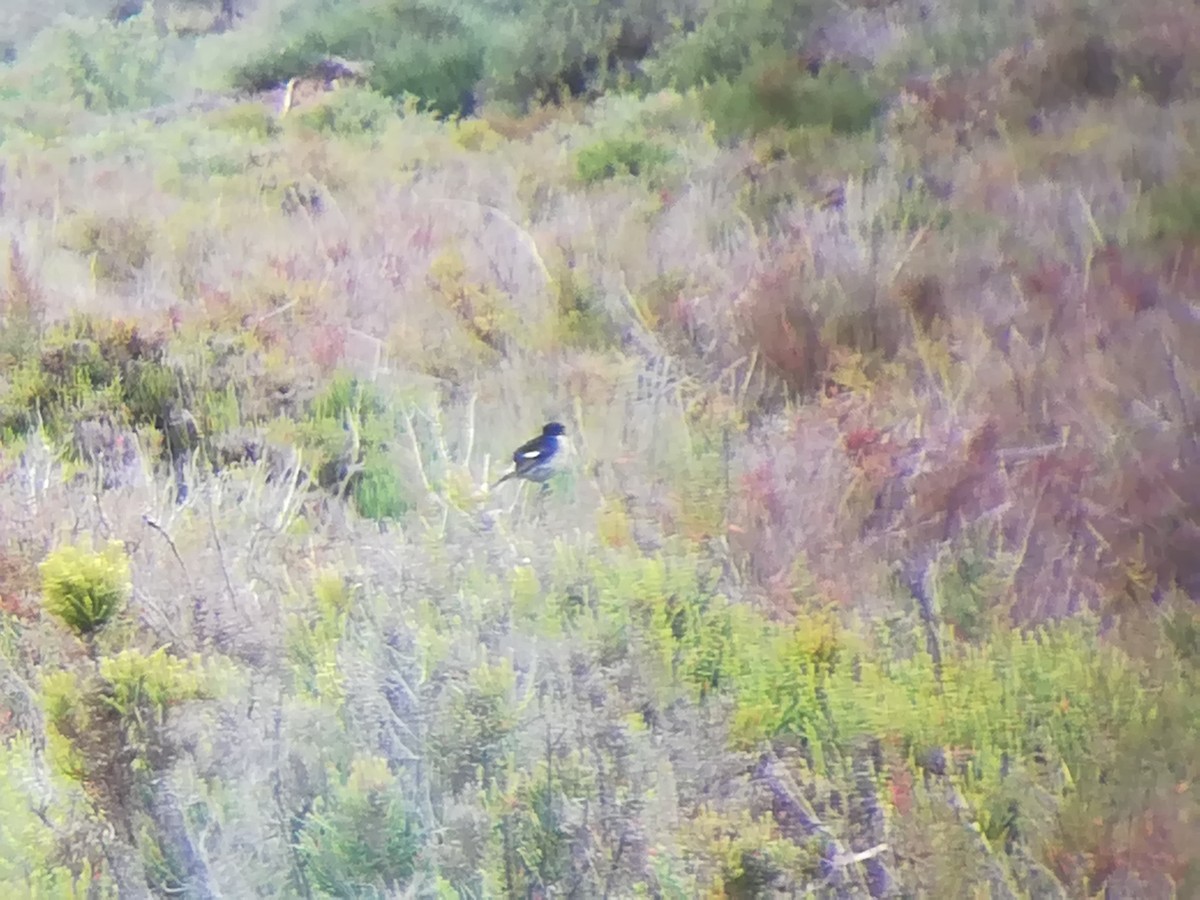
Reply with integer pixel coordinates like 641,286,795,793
39,539,131,637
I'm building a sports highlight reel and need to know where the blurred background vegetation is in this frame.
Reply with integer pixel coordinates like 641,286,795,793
0,0,1199,895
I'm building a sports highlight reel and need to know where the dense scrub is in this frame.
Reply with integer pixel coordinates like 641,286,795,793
1,0,1199,896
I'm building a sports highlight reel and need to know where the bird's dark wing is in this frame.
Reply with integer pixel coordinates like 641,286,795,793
512,435,549,469
492,433,557,489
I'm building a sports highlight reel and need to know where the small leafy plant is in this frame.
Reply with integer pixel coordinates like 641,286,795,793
296,755,423,895
39,539,131,637
575,136,671,184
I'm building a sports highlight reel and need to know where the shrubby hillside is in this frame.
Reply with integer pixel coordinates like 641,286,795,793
0,0,1199,895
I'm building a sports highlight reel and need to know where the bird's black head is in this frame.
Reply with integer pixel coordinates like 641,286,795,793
543,422,567,437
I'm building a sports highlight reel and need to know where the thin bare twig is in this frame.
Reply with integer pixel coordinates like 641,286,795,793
206,482,237,606
142,513,189,580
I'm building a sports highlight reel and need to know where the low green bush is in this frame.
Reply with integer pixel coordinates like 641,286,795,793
58,211,156,282
39,539,131,637
0,736,106,894
299,375,412,520
21,11,176,112
0,317,178,451
229,0,484,116
293,86,399,136
647,0,818,91
704,53,881,141
1144,176,1200,242
296,756,423,895
575,136,671,184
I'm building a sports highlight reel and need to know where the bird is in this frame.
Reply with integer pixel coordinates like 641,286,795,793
491,422,567,489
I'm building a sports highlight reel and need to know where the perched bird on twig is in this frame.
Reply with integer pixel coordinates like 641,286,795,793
491,422,567,490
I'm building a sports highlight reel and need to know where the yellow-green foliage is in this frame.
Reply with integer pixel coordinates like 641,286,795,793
670,402,744,540
548,259,618,349
509,564,545,627
485,753,597,896
40,670,89,783
427,249,519,356
39,539,131,637
449,118,503,152
670,806,813,895
703,55,881,141
298,376,412,520
0,734,103,896
0,315,178,452
723,612,1166,841
21,11,172,113
58,210,156,282
293,86,400,137
207,102,283,140
571,546,746,703
286,570,353,706
575,136,672,184
728,609,845,756
429,657,518,792
0,240,44,369
42,648,208,784
296,755,422,896
99,647,208,725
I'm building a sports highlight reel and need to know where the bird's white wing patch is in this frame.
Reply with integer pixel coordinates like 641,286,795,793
519,449,543,459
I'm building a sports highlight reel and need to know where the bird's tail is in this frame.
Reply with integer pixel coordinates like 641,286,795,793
490,470,515,490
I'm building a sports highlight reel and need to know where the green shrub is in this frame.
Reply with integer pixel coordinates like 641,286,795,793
299,375,413,520
21,11,175,112
491,757,598,896
285,571,351,705
1144,177,1200,242
371,33,483,116
0,316,178,452
481,16,599,109
647,0,818,91
575,136,671,184
207,102,283,139
0,735,105,894
229,0,484,116
58,211,155,282
0,240,45,370
294,86,399,136
878,0,1040,76
99,646,208,724
429,659,517,793
934,535,1012,643
297,756,423,896
480,0,674,109
39,539,131,637
352,456,410,521
41,645,211,867
550,260,619,348
704,54,881,141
